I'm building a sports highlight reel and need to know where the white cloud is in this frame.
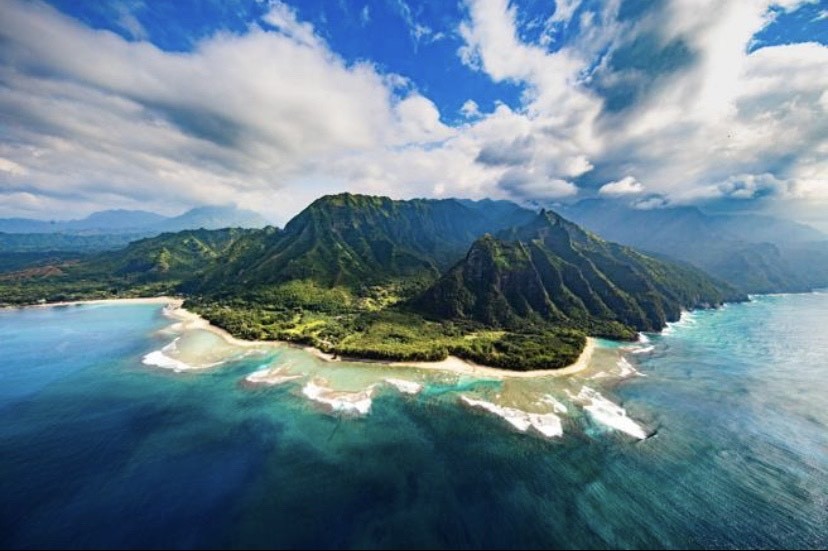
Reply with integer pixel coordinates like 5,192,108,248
114,1,148,41
632,195,669,210
0,0,825,228
0,158,28,176
0,0,455,221
599,176,644,196
391,0,439,45
460,99,480,118
261,1,319,48
548,0,582,26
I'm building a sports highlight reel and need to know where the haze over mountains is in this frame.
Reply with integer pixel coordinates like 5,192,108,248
561,199,828,294
0,206,269,236
0,206,269,263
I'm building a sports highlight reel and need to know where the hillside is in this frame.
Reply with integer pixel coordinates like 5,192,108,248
413,211,741,338
0,228,254,304
195,193,535,295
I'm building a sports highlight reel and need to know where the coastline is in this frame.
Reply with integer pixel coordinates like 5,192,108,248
7,296,182,309
22,296,597,379
394,337,596,379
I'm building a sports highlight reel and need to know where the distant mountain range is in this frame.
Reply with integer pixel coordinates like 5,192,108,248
560,199,828,294
0,206,270,264
0,205,268,236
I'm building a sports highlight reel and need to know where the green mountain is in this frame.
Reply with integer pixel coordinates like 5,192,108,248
413,210,742,338
195,193,534,294
0,228,253,304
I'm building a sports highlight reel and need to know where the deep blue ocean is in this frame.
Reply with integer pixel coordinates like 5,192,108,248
1,294,826,549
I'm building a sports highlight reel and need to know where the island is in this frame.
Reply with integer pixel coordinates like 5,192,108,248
0,193,744,371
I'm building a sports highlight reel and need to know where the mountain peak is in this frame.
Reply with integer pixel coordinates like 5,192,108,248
414,212,741,336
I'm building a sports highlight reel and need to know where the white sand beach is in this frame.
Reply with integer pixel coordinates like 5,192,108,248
26,296,597,379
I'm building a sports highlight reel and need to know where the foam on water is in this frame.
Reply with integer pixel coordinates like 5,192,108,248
141,337,227,372
541,394,568,414
301,379,375,416
384,378,423,395
662,310,698,336
616,357,644,377
573,386,648,440
460,396,563,438
142,338,201,372
245,365,303,386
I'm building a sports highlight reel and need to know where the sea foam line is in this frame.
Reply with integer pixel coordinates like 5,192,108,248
245,365,303,386
142,338,201,372
302,379,376,416
384,378,423,395
460,396,563,438
141,337,225,372
569,386,648,440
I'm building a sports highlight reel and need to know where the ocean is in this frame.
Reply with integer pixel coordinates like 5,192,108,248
1,293,826,549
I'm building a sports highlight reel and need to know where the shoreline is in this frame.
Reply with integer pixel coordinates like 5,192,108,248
20,296,597,379
5,296,182,309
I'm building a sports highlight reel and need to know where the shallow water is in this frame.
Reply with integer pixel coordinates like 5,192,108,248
0,294,826,548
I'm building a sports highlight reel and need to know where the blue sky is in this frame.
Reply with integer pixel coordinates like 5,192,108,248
0,0,826,228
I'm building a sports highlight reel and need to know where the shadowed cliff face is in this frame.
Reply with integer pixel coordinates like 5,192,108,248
193,193,536,292
413,211,743,337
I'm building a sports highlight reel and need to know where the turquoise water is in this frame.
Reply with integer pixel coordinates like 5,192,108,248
1,295,826,549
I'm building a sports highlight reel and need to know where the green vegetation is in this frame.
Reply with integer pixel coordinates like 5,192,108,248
188,299,585,370
0,228,251,305
0,232,144,253
0,193,744,371
414,211,743,336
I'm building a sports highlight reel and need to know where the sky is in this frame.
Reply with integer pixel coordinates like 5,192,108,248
0,0,826,229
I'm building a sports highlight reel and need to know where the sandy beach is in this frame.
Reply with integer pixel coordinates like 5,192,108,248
302,334,596,379
391,337,596,379
161,302,280,349
25,296,596,379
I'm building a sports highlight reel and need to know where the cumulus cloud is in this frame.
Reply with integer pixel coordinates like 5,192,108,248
599,176,644,196
476,135,534,166
498,168,577,199
0,0,825,228
455,0,827,221
0,0,458,220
